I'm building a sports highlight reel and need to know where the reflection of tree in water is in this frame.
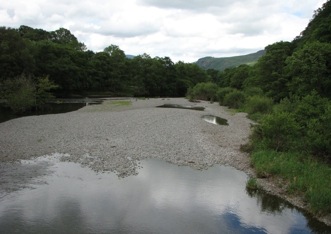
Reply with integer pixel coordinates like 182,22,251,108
246,187,291,214
246,187,331,233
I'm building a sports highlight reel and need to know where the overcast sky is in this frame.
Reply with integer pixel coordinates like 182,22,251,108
1,0,327,62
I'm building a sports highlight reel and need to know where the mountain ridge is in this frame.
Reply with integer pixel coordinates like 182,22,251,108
195,50,265,71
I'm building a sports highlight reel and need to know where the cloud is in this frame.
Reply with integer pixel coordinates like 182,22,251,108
0,0,328,62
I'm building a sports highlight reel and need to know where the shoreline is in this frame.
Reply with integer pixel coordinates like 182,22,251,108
0,97,330,226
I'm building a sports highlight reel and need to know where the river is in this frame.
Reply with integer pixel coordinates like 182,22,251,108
0,154,329,233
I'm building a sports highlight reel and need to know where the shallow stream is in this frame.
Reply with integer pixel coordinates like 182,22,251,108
0,155,329,233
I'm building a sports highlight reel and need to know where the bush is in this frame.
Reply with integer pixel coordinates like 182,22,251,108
245,95,273,114
2,75,36,113
306,104,331,160
253,112,300,151
187,82,219,101
217,87,235,105
0,75,58,113
223,90,246,109
243,87,264,97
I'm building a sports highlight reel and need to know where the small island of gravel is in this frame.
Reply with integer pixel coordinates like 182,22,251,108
0,98,253,177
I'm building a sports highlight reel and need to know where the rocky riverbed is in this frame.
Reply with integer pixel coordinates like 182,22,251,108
0,98,253,176
1,97,330,226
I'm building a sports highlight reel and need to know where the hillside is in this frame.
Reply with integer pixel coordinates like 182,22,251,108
195,50,265,71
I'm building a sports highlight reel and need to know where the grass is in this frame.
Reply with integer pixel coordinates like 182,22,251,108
251,150,331,215
111,100,132,106
246,178,260,191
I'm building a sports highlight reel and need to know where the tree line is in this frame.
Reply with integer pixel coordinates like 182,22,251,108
0,25,210,103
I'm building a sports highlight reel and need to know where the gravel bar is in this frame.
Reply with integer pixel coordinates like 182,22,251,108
0,98,254,177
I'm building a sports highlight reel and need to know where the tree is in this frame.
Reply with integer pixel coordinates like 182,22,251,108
254,41,295,102
18,25,51,41
187,82,219,101
286,42,331,98
35,76,58,106
0,27,35,81
229,64,251,90
1,75,36,113
50,28,86,51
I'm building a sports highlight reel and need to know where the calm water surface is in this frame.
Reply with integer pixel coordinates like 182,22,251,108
0,103,85,123
0,155,329,234
202,115,228,125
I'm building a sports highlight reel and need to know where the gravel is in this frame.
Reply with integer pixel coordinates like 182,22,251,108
0,98,254,177
1,97,331,226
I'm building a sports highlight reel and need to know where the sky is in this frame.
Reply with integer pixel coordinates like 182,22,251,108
0,0,327,62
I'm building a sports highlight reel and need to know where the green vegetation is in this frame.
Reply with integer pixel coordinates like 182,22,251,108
0,75,58,112
191,0,331,216
244,95,273,120
251,150,331,214
223,90,246,109
82,99,132,112
246,178,260,191
186,82,219,101
0,25,211,113
195,50,265,71
1,0,331,217
111,100,132,106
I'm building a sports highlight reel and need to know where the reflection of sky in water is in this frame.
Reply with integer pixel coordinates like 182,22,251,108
0,155,323,233
202,115,228,125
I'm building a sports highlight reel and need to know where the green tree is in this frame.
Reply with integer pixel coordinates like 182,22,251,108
0,27,35,81
286,42,331,98
1,75,36,113
187,82,219,101
35,76,58,106
50,28,86,51
18,25,51,41
254,41,295,102
229,64,251,89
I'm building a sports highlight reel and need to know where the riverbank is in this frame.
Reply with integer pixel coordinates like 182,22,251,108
0,97,330,226
0,98,253,175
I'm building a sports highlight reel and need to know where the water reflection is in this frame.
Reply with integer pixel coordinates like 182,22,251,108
157,104,205,111
0,103,85,123
202,114,228,125
0,156,329,233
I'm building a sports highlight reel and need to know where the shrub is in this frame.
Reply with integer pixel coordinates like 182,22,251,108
245,95,273,115
187,82,219,101
223,90,246,109
253,111,300,151
246,178,260,190
2,75,36,113
217,87,235,105
243,87,264,97
306,104,331,160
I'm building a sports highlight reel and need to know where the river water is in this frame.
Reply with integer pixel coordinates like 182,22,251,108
0,155,329,233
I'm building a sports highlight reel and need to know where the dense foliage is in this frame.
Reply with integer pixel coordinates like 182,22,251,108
0,25,210,112
189,1,331,163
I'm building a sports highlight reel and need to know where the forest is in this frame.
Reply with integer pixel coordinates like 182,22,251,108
0,0,330,215
0,25,210,103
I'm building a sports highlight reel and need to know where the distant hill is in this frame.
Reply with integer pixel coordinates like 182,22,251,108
195,50,265,71
126,54,135,59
